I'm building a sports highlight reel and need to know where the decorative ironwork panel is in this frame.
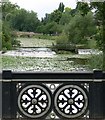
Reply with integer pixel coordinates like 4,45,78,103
53,84,88,119
17,84,52,119
1,70,105,119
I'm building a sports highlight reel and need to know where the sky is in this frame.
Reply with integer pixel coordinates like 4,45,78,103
9,0,77,20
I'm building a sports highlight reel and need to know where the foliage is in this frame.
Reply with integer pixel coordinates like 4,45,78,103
94,26,103,49
50,10,62,23
52,33,76,52
1,2,104,62
76,2,90,16
87,39,97,49
1,2,20,50
0,20,2,50
41,2,64,24
37,21,62,35
2,21,12,50
56,33,68,44
88,54,103,70
64,12,96,44
58,2,65,12
77,2,105,70
59,7,72,25
90,2,105,51
2,21,20,50
11,9,40,32
1,2,19,21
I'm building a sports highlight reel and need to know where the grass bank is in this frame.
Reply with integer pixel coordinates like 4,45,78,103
33,34,59,40
17,37,55,47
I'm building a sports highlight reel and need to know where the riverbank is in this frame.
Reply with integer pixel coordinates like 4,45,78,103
18,37,55,47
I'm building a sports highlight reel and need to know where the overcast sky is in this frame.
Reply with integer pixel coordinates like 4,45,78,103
9,0,77,20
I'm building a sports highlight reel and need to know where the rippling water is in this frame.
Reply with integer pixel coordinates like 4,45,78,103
2,49,89,72
1,38,90,72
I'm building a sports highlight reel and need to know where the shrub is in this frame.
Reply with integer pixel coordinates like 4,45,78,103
2,21,20,50
52,33,76,52
88,54,103,70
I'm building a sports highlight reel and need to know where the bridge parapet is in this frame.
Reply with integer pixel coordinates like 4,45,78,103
1,70,105,120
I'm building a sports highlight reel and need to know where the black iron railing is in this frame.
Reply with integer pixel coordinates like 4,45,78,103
0,70,105,120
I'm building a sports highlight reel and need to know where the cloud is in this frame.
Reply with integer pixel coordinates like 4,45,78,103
9,0,76,19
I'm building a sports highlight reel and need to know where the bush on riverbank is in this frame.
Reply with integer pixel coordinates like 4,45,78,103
88,54,103,70
33,34,59,40
52,33,76,53
2,22,20,52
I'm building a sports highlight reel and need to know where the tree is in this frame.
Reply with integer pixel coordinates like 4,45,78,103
1,2,19,21
41,13,51,24
59,7,72,25
64,12,96,44
2,21,13,50
1,2,20,50
42,3,64,24
77,2,105,70
76,2,90,16
50,9,62,23
11,9,40,32
58,2,65,12
40,22,60,35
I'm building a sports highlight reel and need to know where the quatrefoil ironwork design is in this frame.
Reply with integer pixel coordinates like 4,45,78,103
54,84,88,118
18,85,52,118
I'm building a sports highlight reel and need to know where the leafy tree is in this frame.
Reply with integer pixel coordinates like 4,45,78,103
90,2,105,49
11,9,27,31
76,2,90,16
77,2,105,70
65,12,96,44
1,2,20,50
41,13,51,24
11,9,40,32
1,2,19,21
53,32,76,52
58,2,65,12
59,7,72,25
70,9,77,17
50,9,62,23
42,3,65,25
41,22,61,35
2,21,12,50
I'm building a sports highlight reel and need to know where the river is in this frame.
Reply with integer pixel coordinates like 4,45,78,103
1,38,90,72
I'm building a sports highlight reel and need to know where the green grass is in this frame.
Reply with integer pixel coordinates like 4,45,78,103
88,54,103,70
87,39,97,49
33,34,59,40
17,37,55,47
